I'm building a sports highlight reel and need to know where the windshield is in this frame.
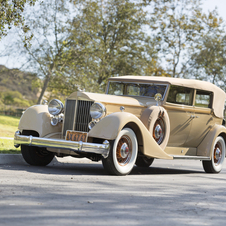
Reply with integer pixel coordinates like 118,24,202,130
107,82,167,98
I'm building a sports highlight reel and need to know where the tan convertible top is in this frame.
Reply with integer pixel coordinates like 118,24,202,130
108,76,226,118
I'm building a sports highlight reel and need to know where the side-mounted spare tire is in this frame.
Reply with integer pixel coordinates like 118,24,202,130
136,106,170,168
140,106,170,150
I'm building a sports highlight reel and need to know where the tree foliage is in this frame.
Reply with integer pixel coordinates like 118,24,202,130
0,0,36,39
14,0,72,103
1,0,226,99
146,0,225,78
188,35,226,91
62,0,158,93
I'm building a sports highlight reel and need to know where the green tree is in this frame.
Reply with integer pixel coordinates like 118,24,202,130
146,0,225,78
0,0,36,39
188,35,226,91
64,0,158,93
12,0,73,103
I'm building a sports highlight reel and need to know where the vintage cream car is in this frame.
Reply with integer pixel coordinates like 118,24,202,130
14,76,226,175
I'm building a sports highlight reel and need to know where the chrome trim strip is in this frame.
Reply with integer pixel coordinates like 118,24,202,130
171,155,210,160
14,131,110,158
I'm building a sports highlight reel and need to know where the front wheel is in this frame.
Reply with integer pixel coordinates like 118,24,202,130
202,136,225,173
102,128,138,176
21,145,55,166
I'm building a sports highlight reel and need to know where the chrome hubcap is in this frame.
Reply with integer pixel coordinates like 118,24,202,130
153,117,165,145
120,143,129,158
214,144,222,165
154,124,162,139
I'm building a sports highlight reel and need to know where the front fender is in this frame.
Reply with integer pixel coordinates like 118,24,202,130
197,124,226,157
18,105,62,137
88,112,172,160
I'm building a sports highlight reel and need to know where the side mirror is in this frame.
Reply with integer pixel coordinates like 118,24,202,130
154,93,162,106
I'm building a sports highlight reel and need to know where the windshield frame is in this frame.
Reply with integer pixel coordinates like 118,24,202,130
106,81,169,100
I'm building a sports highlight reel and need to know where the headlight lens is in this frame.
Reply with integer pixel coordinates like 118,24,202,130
90,102,106,119
48,99,64,116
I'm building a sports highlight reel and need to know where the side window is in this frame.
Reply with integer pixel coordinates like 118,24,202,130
195,90,213,108
167,85,194,105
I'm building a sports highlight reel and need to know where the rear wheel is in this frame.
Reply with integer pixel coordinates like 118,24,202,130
102,128,138,176
21,131,54,166
202,136,225,173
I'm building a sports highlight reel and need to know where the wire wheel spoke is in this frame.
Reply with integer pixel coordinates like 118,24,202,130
116,135,132,165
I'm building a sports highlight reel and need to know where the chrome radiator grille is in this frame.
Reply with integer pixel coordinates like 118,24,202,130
63,99,93,136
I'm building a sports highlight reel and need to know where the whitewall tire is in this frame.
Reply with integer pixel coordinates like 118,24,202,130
202,136,225,173
102,128,138,176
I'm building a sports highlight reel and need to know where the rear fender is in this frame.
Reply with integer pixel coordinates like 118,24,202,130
18,105,62,137
88,112,172,159
197,124,226,157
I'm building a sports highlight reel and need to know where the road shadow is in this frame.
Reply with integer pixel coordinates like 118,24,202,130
0,160,204,176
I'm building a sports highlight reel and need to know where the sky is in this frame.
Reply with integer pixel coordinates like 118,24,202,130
202,0,226,18
0,0,226,69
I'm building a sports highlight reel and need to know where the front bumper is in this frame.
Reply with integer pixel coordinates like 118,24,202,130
14,131,110,158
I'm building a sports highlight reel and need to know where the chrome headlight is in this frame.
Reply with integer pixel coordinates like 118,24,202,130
90,102,106,119
48,99,64,116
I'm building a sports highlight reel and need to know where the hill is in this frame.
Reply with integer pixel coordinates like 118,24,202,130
0,65,39,102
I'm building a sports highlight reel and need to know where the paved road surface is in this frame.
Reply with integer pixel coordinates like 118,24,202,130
0,156,226,226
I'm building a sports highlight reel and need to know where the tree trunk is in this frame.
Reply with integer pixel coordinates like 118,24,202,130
37,73,51,104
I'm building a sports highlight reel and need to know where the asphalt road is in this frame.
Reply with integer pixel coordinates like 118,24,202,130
0,155,226,226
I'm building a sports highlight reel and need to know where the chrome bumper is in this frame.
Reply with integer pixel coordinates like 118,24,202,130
14,131,110,158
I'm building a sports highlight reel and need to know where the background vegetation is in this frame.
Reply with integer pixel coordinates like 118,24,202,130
0,115,21,153
0,0,226,152
1,0,225,107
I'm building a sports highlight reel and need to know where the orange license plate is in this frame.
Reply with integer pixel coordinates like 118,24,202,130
66,131,88,142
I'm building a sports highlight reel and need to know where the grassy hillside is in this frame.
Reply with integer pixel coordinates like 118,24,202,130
0,115,20,137
0,115,21,153
0,65,39,103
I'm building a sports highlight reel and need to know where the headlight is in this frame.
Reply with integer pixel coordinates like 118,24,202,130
90,102,106,119
48,99,64,116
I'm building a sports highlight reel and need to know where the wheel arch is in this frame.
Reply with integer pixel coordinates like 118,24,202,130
123,121,143,154
88,112,172,160
22,129,40,137
219,132,226,157
197,124,226,158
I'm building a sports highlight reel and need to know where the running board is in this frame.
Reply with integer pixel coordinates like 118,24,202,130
170,155,211,160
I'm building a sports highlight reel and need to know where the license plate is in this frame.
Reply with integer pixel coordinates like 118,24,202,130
65,130,88,142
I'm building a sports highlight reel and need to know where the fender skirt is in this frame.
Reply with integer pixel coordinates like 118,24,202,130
88,112,173,160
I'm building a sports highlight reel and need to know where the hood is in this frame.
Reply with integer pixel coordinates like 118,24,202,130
67,91,157,107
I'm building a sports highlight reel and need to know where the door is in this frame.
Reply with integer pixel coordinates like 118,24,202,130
165,85,195,147
185,90,215,147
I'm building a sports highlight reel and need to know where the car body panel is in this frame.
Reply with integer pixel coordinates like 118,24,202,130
197,124,226,157
18,105,62,137
88,112,173,160
14,75,226,166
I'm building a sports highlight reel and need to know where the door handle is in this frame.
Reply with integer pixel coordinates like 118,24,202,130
190,115,199,118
